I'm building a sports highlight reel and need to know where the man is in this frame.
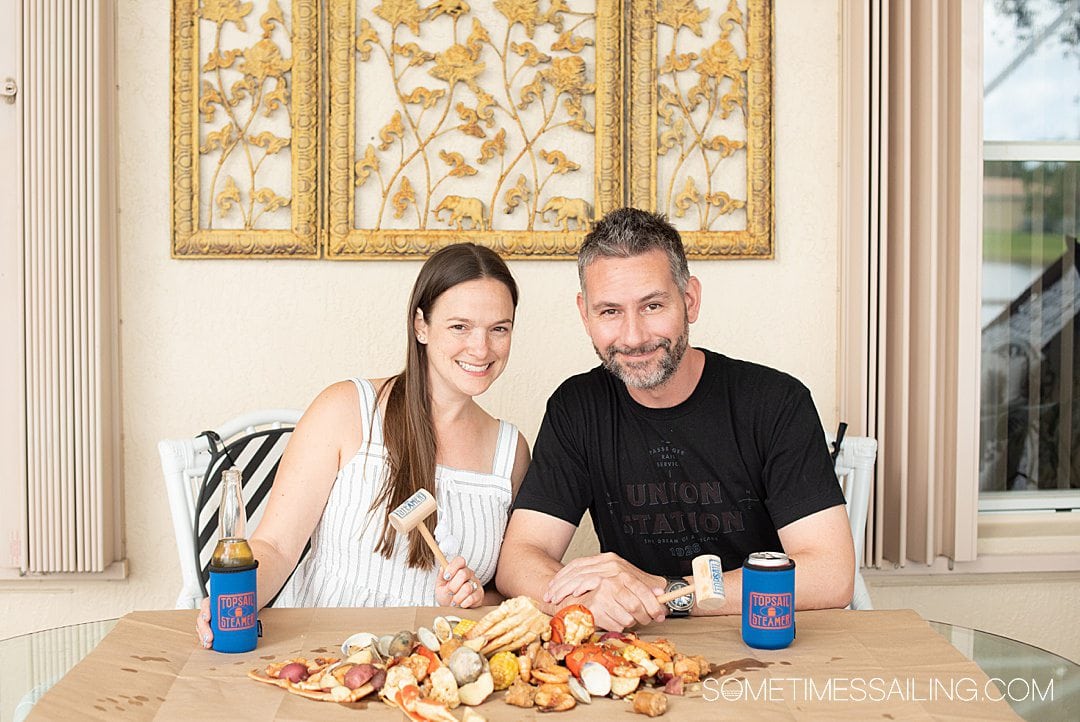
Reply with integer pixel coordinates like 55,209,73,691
496,208,854,631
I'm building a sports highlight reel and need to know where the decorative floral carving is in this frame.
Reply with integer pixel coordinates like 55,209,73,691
393,177,417,219
430,44,485,90
494,0,541,37
173,0,318,256
346,0,603,235
174,0,315,253
199,0,255,29
656,0,709,37
374,0,425,34
355,144,380,187
653,0,756,233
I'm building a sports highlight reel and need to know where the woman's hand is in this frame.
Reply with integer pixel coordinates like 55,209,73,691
195,597,213,649
434,556,484,609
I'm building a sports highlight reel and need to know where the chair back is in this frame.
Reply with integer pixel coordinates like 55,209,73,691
194,428,294,597
158,409,301,609
829,432,878,610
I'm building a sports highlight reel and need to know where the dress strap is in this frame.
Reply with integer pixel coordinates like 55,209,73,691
351,378,385,446
490,421,518,478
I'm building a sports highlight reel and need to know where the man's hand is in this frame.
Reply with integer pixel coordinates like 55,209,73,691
543,552,667,631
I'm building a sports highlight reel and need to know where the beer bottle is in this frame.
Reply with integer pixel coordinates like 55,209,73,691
211,468,254,567
208,467,259,653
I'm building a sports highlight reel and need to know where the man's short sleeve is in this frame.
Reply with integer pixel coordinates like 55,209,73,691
511,386,593,526
760,386,847,530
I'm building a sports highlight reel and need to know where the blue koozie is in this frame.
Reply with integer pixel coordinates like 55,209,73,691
741,551,795,650
210,561,259,653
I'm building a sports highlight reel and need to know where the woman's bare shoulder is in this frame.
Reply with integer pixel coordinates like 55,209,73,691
307,379,360,415
291,380,364,468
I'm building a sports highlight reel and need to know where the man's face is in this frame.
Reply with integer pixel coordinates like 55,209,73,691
577,249,700,390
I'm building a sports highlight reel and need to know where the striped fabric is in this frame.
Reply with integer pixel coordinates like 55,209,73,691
194,428,295,596
273,378,518,608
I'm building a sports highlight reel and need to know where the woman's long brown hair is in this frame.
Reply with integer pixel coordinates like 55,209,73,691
371,243,518,569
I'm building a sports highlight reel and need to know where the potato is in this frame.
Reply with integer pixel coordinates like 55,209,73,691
458,672,494,706
344,663,375,690
610,675,640,698
278,662,309,683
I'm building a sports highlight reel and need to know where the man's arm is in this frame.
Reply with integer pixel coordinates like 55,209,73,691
496,510,667,630
689,505,855,616
495,509,576,608
778,504,855,609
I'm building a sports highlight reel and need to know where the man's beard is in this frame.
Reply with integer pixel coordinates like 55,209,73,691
595,319,689,390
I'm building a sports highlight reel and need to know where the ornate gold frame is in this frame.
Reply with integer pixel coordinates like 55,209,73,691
171,0,320,257
629,0,772,258
171,0,772,259
326,0,623,259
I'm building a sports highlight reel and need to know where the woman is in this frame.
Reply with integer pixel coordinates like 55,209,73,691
197,243,529,647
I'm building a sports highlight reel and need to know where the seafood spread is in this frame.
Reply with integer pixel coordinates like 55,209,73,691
249,597,712,719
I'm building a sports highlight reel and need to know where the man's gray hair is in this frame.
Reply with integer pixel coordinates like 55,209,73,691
577,208,690,293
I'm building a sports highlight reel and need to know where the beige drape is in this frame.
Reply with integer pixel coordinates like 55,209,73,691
840,0,982,567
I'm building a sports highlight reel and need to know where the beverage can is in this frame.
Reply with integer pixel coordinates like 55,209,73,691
741,551,795,650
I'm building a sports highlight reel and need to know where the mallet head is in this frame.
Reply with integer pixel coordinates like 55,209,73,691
691,554,726,611
388,488,437,533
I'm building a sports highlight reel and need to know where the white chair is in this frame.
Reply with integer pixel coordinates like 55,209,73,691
158,409,301,609
830,433,878,610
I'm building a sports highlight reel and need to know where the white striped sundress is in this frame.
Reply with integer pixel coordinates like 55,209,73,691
273,378,518,608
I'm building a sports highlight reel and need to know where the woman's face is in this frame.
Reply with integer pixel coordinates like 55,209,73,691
415,277,516,401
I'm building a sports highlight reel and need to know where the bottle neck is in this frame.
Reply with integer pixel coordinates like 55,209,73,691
218,468,247,541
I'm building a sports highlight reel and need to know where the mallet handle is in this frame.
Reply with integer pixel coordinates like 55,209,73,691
416,521,451,570
656,586,695,605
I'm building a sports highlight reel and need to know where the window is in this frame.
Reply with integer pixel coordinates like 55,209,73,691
979,0,1080,512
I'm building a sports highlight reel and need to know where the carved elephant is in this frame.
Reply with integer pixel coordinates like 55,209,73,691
433,195,486,230
540,196,591,231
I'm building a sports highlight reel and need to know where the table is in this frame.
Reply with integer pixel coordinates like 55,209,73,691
1,619,117,722
1,610,1076,721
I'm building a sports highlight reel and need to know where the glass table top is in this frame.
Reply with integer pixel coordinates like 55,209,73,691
0,618,1076,721
928,621,1078,721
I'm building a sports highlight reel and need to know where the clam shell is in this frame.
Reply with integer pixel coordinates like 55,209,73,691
388,630,417,658
417,626,440,653
377,634,394,657
432,616,454,643
448,646,484,686
340,632,378,657
579,662,611,697
568,676,592,704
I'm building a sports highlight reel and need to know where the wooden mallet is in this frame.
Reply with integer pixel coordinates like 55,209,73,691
388,488,450,570
655,554,727,612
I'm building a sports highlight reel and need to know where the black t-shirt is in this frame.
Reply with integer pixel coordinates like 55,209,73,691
513,349,846,577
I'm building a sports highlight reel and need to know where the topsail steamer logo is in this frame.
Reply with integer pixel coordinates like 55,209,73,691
217,592,256,630
748,591,792,629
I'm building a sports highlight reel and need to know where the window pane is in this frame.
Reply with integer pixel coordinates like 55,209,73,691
984,0,1080,142
980,160,1080,492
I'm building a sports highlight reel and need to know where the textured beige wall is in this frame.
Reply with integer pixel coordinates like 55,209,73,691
4,0,1073,672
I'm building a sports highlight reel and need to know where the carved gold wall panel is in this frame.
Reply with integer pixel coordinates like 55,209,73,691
327,0,622,258
171,0,772,259
630,0,772,258
172,0,319,256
